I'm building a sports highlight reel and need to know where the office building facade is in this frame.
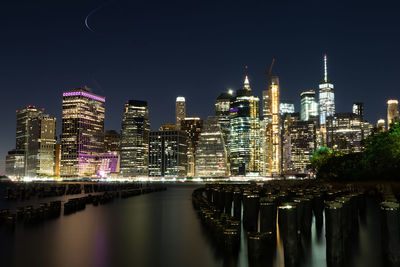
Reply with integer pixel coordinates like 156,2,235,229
176,96,186,129
26,115,57,177
180,117,203,177
120,100,150,177
195,116,229,177
300,90,318,121
229,76,261,176
148,130,187,177
279,101,295,115
61,88,105,178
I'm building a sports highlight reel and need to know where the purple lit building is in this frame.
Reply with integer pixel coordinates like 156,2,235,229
60,87,105,178
97,152,120,178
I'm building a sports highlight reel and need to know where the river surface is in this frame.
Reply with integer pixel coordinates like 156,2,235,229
0,183,383,267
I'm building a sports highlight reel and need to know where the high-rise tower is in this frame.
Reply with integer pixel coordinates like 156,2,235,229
300,90,318,121
16,106,43,152
318,54,335,125
175,96,186,129
229,76,261,176
266,76,281,176
120,100,150,177
148,128,187,177
26,114,56,177
195,116,229,177
353,102,364,121
180,117,203,177
387,99,399,129
215,91,233,154
61,88,105,178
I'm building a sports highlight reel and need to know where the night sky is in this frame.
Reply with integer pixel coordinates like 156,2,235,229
0,0,399,174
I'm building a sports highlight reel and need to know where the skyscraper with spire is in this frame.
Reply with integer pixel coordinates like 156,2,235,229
318,54,335,125
228,75,261,176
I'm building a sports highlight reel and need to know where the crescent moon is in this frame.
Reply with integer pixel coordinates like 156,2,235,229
85,15,95,32
85,2,110,33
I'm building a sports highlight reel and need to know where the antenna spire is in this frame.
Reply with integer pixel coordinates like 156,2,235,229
324,53,328,82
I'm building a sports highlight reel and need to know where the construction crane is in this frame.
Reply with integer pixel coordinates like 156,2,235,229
266,58,275,87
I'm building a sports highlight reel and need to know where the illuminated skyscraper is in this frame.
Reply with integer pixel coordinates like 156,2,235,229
229,76,261,176
61,88,105,178
387,99,399,129
300,90,318,121
120,100,150,177
281,113,300,172
195,116,229,177
26,114,56,177
176,96,186,129
266,76,281,176
326,113,371,153
215,92,232,116
279,101,295,115
16,106,43,152
284,119,317,172
180,117,203,177
319,54,335,125
15,106,43,175
215,92,233,153
10,106,56,177
377,119,386,132
148,129,187,177
352,102,364,121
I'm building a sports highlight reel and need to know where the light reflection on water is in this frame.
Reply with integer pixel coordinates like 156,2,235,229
0,184,382,267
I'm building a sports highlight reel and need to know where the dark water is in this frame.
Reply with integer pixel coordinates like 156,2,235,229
0,184,384,267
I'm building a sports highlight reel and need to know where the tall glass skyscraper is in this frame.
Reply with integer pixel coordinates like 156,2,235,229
15,106,43,176
215,92,233,153
175,96,186,129
61,87,105,178
319,54,335,125
148,129,187,177
229,76,261,176
120,100,150,177
300,90,318,121
16,106,43,153
195,116,229,177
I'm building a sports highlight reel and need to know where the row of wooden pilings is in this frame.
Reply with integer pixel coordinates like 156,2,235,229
0,184,167,231
3,182,155,201
192,182,400,267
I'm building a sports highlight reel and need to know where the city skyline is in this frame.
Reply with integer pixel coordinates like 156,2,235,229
1,0,400,174
2,61,398,176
